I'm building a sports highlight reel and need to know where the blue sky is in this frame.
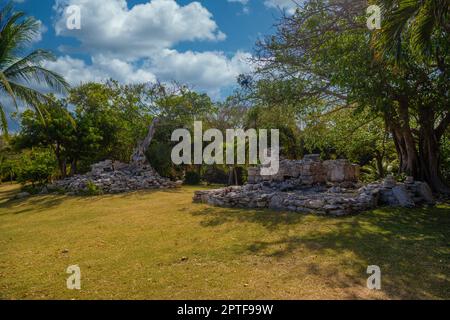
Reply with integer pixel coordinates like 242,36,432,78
11,0,298,100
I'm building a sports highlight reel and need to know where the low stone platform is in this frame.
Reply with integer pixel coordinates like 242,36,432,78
194,157,435,216
48,160,181,194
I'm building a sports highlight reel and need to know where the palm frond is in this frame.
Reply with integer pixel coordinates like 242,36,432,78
376,0,421,60
0,102,8,137
0,11,40,67
411,1,436,57
0,71,17,109
7,65,69,94
3,49,56,75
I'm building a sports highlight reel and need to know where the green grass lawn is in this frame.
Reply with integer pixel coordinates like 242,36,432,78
0,183,449,300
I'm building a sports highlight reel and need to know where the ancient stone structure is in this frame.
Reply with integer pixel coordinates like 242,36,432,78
48,119,181,194
49,159,181,194
194,155,435,216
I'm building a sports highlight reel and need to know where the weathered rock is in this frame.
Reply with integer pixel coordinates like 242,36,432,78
392,185,415,208
49,161,179,195
405,176,414,184
383,175,396,188
193,155,435,216
416,182,435,204
16,192,31,199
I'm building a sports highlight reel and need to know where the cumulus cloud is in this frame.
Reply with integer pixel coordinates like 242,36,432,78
264,0,299,14
148,50,252,95
45,0,255,98
31,20,48,43
54,0,226,59
43,50,252,97
43,55,156,85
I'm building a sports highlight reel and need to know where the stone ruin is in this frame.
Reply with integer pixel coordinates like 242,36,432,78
48,119,181,194
193,155,435,216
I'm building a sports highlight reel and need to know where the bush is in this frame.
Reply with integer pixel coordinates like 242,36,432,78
0,158,19,183
17,149,57,186
184,171,201,185
202,166,228,185
83,181,103,196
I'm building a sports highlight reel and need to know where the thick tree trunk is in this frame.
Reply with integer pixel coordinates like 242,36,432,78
398,100,420,178
418,108,450,193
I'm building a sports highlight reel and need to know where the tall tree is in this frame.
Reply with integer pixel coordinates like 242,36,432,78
374,0,449,59
0,2,68,134
253,0,449,192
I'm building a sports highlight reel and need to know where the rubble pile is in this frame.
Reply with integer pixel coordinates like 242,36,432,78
194,155,435,216
48,160,181,194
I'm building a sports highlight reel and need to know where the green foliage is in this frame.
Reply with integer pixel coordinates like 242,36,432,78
83,181,103,196
0,1,69,134
147,141,179,179
16,148,57,186
0,137,19,182
202,166,228,185
184,171,201,185
374,0,449,60
249,0,449,190
441,133,450,184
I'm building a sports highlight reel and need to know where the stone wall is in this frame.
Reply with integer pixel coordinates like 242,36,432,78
194,155,435,216
247,155,359,187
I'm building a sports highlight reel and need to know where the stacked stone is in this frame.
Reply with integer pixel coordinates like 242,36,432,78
300,156,327,185
194,156,435,216
193,184,377,216
358,175,435,208
48,160,181,194
323,159,360,184
248,155,355,188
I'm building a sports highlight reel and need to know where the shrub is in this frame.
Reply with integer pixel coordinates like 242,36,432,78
17,149,57,186
83,181,103,196
0,158,19,183
184,171,201,185
203,166,228,185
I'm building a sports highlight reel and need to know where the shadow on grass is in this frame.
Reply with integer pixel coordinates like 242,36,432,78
191,206,311,230
0,184,187,216
0,194,68,216
192,204,450,299
253,206,450,299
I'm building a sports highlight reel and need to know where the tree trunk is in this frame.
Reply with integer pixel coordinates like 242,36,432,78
398,99,420,178
55,143,66,179
418,108,450,193
69,159,78,176
130,118,159,166
228,166,238,186
374,150,384,178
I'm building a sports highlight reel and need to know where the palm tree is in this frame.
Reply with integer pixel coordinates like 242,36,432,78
0,2,69,134
374,0,449,59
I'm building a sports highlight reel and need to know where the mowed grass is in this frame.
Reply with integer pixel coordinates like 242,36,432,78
0,183,449,300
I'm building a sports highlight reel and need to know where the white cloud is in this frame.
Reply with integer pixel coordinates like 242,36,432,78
43,50,252,97
264,0,299,14
54,0,226,59
31,20,48,43
227,0,249,4
43,55,156,85
46,0,254,98
148,50,252,95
